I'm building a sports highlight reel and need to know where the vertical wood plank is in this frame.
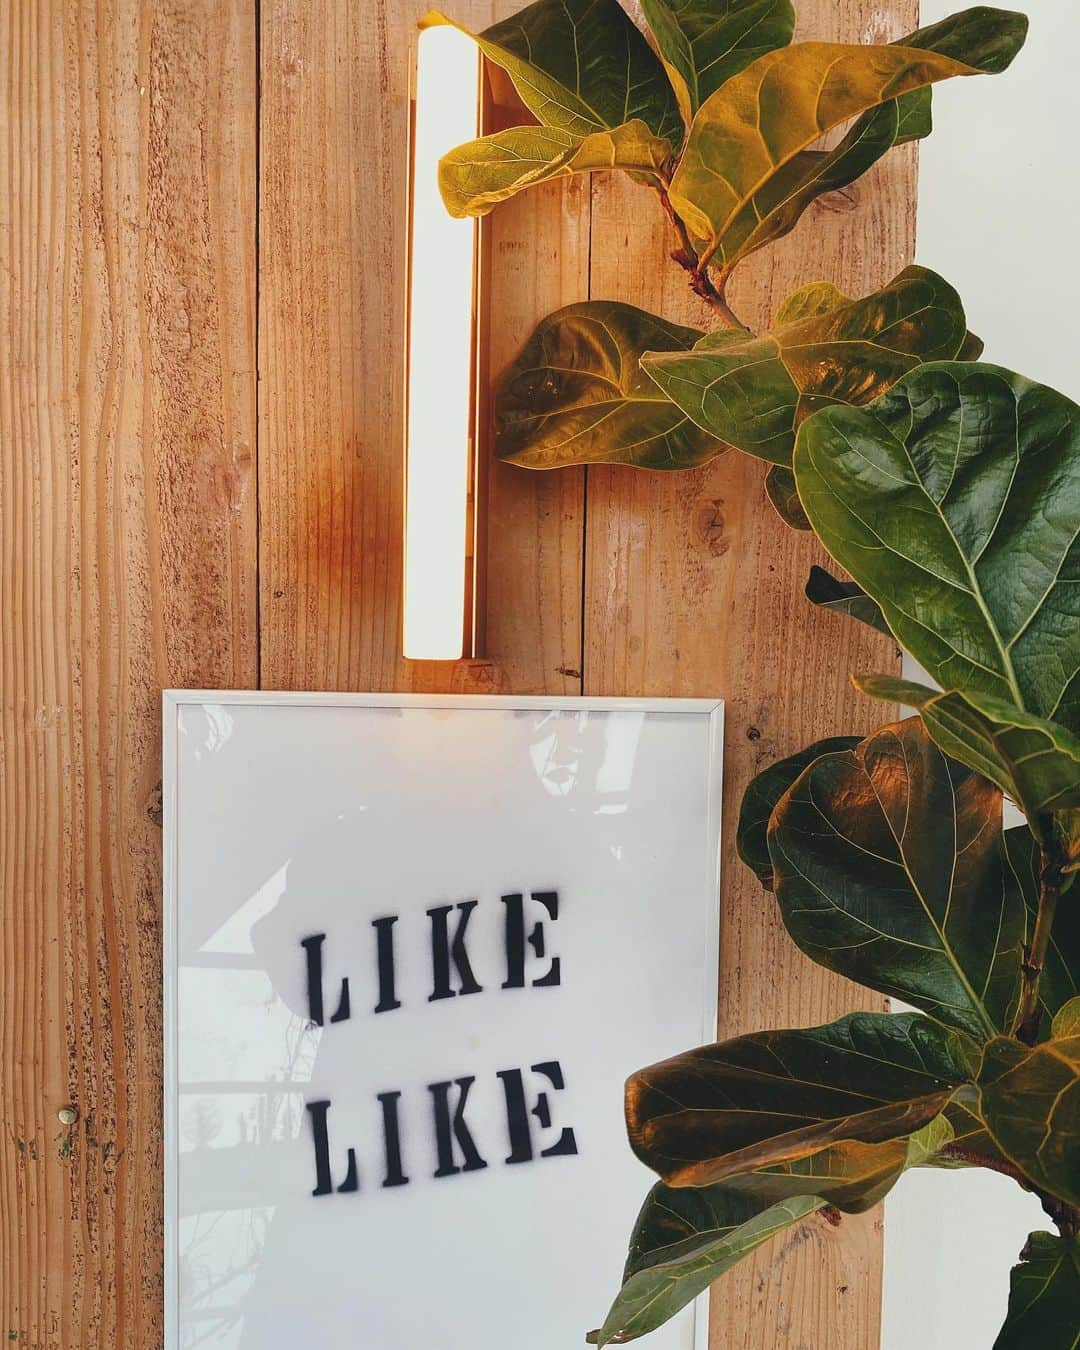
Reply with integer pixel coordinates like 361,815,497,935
0,1,257,1343
474,171,589,694
584,3,917,1346
258,0,586,698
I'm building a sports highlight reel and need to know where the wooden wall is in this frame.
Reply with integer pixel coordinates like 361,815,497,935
0,0,913,1345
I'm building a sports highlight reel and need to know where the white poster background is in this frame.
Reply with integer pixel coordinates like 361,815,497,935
164,693,723,1350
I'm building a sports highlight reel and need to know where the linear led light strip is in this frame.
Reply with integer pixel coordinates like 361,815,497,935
403,24,482,661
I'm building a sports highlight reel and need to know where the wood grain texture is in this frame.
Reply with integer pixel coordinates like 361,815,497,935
584,2,917,1345
3,0,922,1343
0,1,256,1344
258,0,586,697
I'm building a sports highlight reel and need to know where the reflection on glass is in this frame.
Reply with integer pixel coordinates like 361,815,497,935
171,701,717,1350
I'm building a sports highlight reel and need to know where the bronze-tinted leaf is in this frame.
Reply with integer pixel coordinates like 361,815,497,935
721,1126,949,1212
706,30,947,283
903,1085,1015,1174
805,566,891,638
438,120,671,218
928,1091,1006,1169
979,1033,1080,1208
639,0,794,123
795,363,1080,735
589,1186,821,1345
900,3,1030,71
592,1114,951,1345
736,735,861,888
958,329,985,360
994,1231,1080,1350
495,301,726,469
421,2,681,141
625,1011,977,1187
765,466,810,529
642,267,972,466
855,676,1080,819
668,10,1027,279
768,718,1024,1040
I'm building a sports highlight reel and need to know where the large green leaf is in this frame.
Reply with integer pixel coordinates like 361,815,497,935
688,93,914,275
994,1232,1080,1350
589,1187,821,1345
805,566,891,638
736,735,861,888
720,1141,904,1213
421,2,681,141
796,363,1080,734
855,676,1080,820
667,9,1027,280
768,717,1023,1040
438,120,671,218
642,266,971,466
625,1010,977,1187
596,1091,967,1343
639,0,794,123
699,56,939,283
644,19,951,284
958,329,986,361
979,1033,1080,1208
495,302,726,469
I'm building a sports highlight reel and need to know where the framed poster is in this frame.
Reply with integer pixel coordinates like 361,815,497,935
164,692,723,1350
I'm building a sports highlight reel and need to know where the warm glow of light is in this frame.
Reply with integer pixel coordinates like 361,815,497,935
403,25,480,661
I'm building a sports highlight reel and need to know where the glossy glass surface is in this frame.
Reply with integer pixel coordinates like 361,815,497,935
164,694,722,1349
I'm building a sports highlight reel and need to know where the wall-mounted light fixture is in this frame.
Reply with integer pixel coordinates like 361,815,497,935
403,23,483,661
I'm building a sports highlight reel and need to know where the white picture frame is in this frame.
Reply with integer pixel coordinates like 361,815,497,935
164,691,723,1350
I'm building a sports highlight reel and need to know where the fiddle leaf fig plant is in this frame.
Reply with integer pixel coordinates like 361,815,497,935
496,302,722,469
795,363,1080,727
428,0,1025,321
425,1,1080,1345
640,266,978,466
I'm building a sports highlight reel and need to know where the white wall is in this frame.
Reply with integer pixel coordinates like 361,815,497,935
881,4,1079,1345
913,0,1080,395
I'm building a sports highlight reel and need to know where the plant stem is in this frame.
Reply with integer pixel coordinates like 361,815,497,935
941,1145,1080,1236
938,1145,1031,1188
1041,1193,1080,1239
691,267,748,332
1012,814,1064,1045
655,189,750,332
